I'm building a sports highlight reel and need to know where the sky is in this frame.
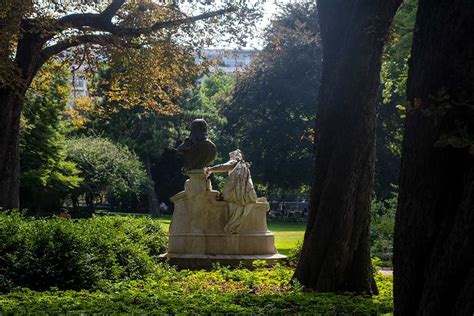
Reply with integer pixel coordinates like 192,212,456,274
247,0,289,49
199,0,292,50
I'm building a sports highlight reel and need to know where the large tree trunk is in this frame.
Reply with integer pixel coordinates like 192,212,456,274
0,88,23,209
0,25,44,210
294,0,401,293
394,0,474,314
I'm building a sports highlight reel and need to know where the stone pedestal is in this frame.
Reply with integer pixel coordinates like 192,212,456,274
160,170,286,268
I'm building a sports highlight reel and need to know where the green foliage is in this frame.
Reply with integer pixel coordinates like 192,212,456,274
0,261,394,314
170,71,234,157
82,66,235,203
381,0,418,105
287,241,302,267
222,3,321,199
0,213,394,313
65,136,149,210
375,0,417,200
20,61,81,212
77,64,179,160
371,190,398,266
0,212,166,292
198,71,235,117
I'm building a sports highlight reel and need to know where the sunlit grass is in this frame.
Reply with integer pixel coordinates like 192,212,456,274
158,215,305,256
158,215,172,232
268,221,306,255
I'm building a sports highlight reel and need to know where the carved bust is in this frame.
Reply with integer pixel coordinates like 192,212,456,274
177,119,217,172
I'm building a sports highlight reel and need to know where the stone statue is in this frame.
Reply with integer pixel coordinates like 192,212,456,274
177,119,217,172
205,149,258,234
161,123,286,269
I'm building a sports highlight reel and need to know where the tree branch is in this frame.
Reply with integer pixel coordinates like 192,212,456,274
122,6,237,36
38,34,115,67
55,4,236,36
56,0,126,32
101,0,126,21
37,4,237,67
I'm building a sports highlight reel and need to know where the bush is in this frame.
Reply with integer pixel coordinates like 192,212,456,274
0,212,395,314
371,191,397,266
0,263,394,314
287,241,302,267
65,136,149,213
0,212,166,292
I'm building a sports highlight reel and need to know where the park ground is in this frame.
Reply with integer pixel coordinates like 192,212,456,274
0,214,394,314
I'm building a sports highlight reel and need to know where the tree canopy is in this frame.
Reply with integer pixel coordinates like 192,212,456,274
0,0,262,209
222,2,321,199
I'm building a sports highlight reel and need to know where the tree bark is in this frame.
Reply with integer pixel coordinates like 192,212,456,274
0,24,45,210
144,155,160,217
0,88,23,209
394,0,474,314
294,0,401,293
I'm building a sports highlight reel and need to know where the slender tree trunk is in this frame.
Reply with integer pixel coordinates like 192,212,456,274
84,191,95,216
294,0,401,293
394,0,474,314
144,155,160,217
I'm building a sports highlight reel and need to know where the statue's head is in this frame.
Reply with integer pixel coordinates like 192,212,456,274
229,149,243,161
190,119,208,142
176,118,216,172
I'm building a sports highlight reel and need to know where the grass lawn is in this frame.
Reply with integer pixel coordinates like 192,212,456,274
268,221,306,255
158,216,305,256
158,215,172,229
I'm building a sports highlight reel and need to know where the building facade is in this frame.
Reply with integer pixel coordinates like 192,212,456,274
67,48,260,103
197,48,260,75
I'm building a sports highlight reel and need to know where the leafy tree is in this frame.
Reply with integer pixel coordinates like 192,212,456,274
65,136,148,214
20,61,81,213
381,0,418,107
222,3,321,200
0,0,261,209
77,64,232,212
70,41,204,214
394,0,474,313
134,72,234,204
197,71,235,117
294,0,402,294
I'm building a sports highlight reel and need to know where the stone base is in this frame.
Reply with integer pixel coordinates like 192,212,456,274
159,253,287,270
168,232,278,255
162,170,287,269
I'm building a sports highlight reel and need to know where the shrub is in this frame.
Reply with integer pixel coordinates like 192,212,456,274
371,190,397,266
0,264,394,314
65,136,149,213
0,212,166,292
287,241,302,267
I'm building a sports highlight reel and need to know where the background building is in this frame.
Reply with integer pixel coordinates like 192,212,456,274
71,69,88,98
197,48,260,75
67,48,260,103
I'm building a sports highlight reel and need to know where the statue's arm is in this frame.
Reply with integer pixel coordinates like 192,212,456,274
206,160,238,176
